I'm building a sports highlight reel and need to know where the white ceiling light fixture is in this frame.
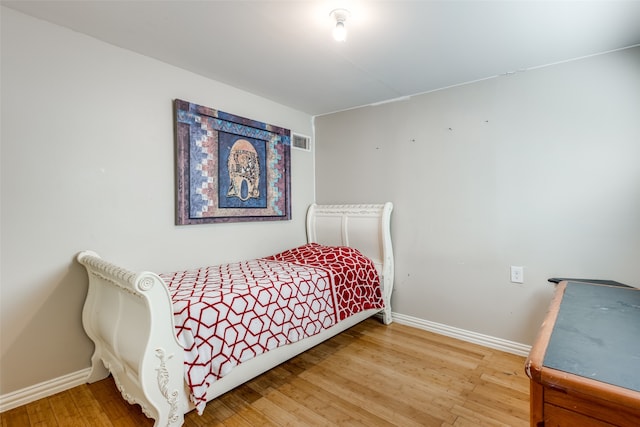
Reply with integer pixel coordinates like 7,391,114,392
330,8,350,42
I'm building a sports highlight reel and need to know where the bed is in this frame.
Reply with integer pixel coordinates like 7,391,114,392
77,202,394,427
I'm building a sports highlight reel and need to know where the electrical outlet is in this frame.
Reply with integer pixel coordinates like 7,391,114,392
511,266,524,283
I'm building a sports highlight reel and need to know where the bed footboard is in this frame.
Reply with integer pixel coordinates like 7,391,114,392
77,251,189,427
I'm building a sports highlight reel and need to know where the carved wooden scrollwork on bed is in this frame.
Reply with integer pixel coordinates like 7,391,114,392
155,349,180,426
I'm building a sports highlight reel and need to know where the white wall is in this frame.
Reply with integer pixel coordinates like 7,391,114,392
315,47,640,345
0,7,314,395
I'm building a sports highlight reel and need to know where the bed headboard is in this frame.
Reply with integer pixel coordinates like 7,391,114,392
306,203,394,322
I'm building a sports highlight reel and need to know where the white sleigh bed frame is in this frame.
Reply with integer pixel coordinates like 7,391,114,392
77,203,394,427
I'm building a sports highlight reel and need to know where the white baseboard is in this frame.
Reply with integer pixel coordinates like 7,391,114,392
392,312,532,357
1,315,530,413
0,368,91,413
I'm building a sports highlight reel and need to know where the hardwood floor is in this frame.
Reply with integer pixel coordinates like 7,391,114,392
1,319,530,426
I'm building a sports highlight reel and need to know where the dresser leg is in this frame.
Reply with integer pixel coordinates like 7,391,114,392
530,380,544,427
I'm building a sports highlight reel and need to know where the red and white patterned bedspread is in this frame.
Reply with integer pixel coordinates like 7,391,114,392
161,243,383,413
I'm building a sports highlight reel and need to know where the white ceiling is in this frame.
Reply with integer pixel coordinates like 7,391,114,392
3,0,640,115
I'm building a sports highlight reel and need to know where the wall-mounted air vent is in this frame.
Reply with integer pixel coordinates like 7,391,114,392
292,133,311,151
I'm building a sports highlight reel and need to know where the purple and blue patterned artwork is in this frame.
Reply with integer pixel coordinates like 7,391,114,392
174,99,291,224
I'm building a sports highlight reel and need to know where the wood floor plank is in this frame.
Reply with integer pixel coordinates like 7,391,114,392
221,404,277,427
479,356,530,395
48,392,89,427
330,338,476,395
1,319,530,427
183,406,223,427
451,403,513,427
287,376,394,427
455,370,529,427
300,363,440,426
215,388,276,426
69,383,119,427
356,326,485,371
194,397,235,425
261,389,335,426
25,398,57,427
250,395,309,426
277,378,373,427
0,406,30,427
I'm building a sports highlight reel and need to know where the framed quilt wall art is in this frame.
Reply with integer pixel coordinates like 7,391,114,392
174,99,291,224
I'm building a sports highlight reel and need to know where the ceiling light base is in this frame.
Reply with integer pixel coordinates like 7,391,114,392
330,8,351,42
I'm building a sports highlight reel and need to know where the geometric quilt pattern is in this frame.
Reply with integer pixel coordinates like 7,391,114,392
265,243,383,321
160,244,383,414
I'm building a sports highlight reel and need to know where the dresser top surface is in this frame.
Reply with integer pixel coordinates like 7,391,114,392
543,282,640,392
